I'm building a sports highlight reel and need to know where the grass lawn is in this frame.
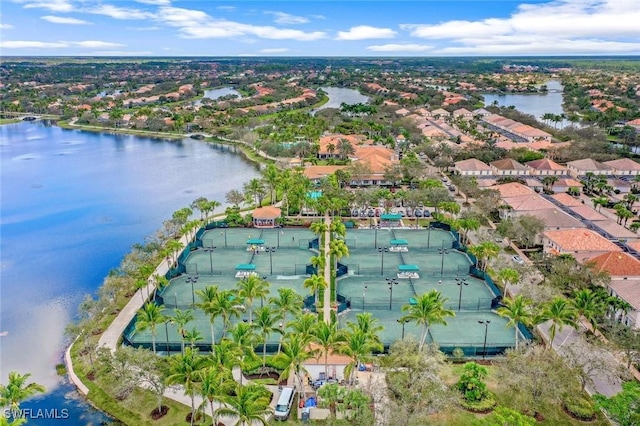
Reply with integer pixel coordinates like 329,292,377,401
0,118,21,125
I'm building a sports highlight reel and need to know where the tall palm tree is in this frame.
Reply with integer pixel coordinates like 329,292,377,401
288,312,319,344
228,322,258,384
468,241,500,271
496,295,532,350
216,383,273,426
237,276,270,323
338,330,383,386
262,164,280,204
541,176,558,192
172,308,194,355
198,367,235,426
401,290,455,351
496,268,520,297
0,372,45,411
314,321,344,378
252,306,281,368
215,290,244,338
329,238,349,298
540,297,577,349
166,347,208,426
346,312,383,346
209,338,242,373
269,288,302,353
572,289,604,333
136,302,166,354
279,334,317,399
184,327,204,349
310,252,326,276
196,285,220,346
303,274,327,312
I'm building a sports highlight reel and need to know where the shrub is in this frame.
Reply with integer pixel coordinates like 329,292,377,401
563,396,596,421
456,362,489,402
55,363,67,376
459,394,497,413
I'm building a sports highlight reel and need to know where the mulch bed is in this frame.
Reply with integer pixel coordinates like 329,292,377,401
150,405,169,420
562,405,596,422
244,372,287,385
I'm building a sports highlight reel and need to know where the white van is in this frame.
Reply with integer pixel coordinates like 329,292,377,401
274,386,296,421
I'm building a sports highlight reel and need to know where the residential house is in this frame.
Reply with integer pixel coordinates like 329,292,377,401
499,194,556,219
303,165,346,182
430,108,450,118
625,118,640,131
452,108,473,118
551,178,584,194
493,182,536,198
523,208,586,231
525,158,569,176
603,158,640,176
551,192,583,207
472,108,492,117
490,158,530,176
607,279,640,328
454,159,492,176
607,177,632,194
566,158,612,177
543,229,621,257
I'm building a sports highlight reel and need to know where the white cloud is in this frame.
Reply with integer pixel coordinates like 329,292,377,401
311,14,326,20
0,40,125,49
0,23,14,30
18,0,74,13
401,0,640,54
135,0,171,5
156,6,326,41
265,11,309,25
130,26,160,31
260,48,291,53
216,6,236,12
0,40,68,48
89,50,154,56
336,25,396,41
87,4,154,20
367,43,433,52
41,15,91,25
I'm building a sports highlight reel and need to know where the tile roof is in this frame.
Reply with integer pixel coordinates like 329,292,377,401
566,205,609,221
603,158,640,171
522,208,586,230
454,158,492,171
490,158,528,170
526,158,568,171
553,178,584,188
566,158,611,171
591,220,639,240
303,165,345,180
493,182,535,198
608,279,640,310
627,240,640,252
544,229,622,252
551,193,583,206
505,194,556,211
585,252,640,277
252,206,281,219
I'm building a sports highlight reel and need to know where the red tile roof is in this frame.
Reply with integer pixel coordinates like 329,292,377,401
252,206,281,219
544,229,622,252
585,252,640,277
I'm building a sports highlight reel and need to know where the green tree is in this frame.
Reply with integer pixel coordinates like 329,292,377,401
237,275,270,324
0,372,45,411
279,333,317,399
135,302,166,354
216,383,273,426
303,274,327,311
288,312,319,344
496,268,520,297
166,347,208,426
198,366,234,426
252,306,281,368
172,308,194,355
594,381,640,426
339,329,383,385
540,297,577,349
314,320,344,378
401,290,455,351
572,288,605,332
196,285,221,346
497,295,532,350
456,362,489,402
269,287,302,353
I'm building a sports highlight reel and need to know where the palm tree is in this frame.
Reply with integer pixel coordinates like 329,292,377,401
314,321,344,378
237,276,270,323
198,367,234,426
310,252,326,276
269,288,302,353
496,268,520,297
205,200,221,223
0,372,45,411
216,383,273,426
209,338,242,373
196,285,220,346
338,330,383,386
136,302,166,354
279,334,317,399
468,241,500,271
289,312,319,344
303,274,327,312
216,290,244,338
456,217,480,245
401,290,455,351
572,289,604,333
540,297,577,349
172,308,194,355
252,306,281,368
329,238,349,299
184,327,204,349
166,347,208,426
496,295,532,350
541,176,558,192
346,312,383,346
228,322,258,384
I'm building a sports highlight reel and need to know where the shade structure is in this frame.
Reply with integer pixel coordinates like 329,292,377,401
235,264,256,271
307,191,322,200
398,264,419,272
246,239,265,245
380,213,402,220
390,239,408,246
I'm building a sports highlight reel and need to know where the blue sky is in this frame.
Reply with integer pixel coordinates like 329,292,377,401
1,0,639,56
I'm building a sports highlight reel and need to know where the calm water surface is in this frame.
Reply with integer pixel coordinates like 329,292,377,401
313,87,370,113
482,80,569,127
0,121,259,424
194,87,242,105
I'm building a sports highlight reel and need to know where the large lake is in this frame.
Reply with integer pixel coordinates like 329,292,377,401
195,87,243,105
313,87,370,113
482,80,568,126
0,121,260,424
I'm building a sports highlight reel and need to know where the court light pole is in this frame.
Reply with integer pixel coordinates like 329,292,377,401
164,320,170,355
265,247,276,275
363,285,368,311
203,246,216,275
478,320,491,360
378,246,389,276
456,278,468,311
386,277,398,310
438,246,449,275
427,225,431,248
186,275,198,307
397,318,409,340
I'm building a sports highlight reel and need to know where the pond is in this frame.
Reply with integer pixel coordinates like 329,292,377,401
195,87,243,105
312,87,370,113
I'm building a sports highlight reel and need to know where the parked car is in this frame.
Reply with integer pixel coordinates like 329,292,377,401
375,208,381,217
351,209,359,217
512,255,525,265
423,210,431,217
367,209,375,217
406,209,413,217
448,185,456,192
415,209,423,217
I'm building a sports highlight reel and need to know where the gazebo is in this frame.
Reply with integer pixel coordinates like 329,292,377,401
380,213,402,228
397,264,419,279
246,238,265,252
252,206,281,228
389,239,409,252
